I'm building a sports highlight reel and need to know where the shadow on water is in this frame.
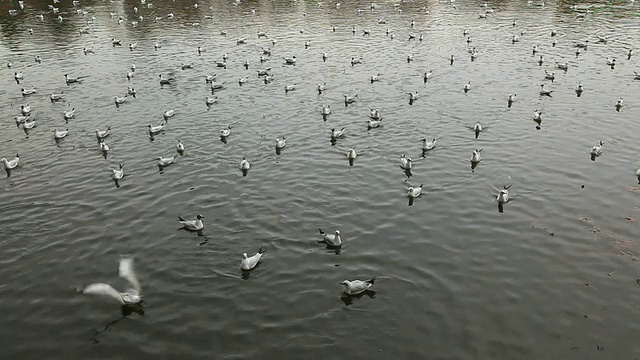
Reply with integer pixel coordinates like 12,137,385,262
470,161,479,172
241,168,249,177
220,136,228,144
498,202,504,213
88,303,144,344
341,290,376,306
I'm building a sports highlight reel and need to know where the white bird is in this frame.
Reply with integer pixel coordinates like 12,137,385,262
240,247,266,270
96,127,111,140
240,156,251,170
344,94,357,104
79,257,142,305
544,70,555,81
53,128,68,139
21,88,37,96
238,77,248,85
408,91,419,101
421,138,437,151
96,138,109,151
181,62,194,70
176,140,185,153
114,95,127,105
285,84,296,93
127,87,136,97
275,137,286,149
539,84,553,96
463,81,471,93
163,109,175,119
406,184,423,198
283,56,297,65
111,38,122,46
508,93,517,107
340,277,377,295
470,148,483,163
2,154,20,170
22,118,36,129
50,92,64,101
423,70,433,82
63,108,75,121
14,71,24,82
321,105,331,116
350,57,362,66
347,147,357,160
177,214,204,231
220,126,232,137
556,62,568,70
148,122,165,135
615,97,623,111
533,109,542,122
129,42,137,51
157,155,176,167
126,71,134,81
367,118,383,129
370,73,380,83
497,185,512,203
590,141,604,156
318,229,342,247
330,127,345,140
606,57,616,66
206,96,218,106
21,104,31,116
400,154,412,170
317,83,326,94
111,163,124,180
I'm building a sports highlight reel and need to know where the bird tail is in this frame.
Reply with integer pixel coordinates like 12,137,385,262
318,228,325,235
368,277,378,284
259,246,267,254
178,216,186,221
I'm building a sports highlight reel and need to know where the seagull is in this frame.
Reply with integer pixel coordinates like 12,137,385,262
284,84,296,93
127,87,137,97
556,62,568,71
111,38,122,46
181,62,194,70
606,57,616,67
220,126,232,138
14,71,24,82
64,108,75,120
317,83,326,94
406,184,423,199
370,73,381,83
129,43,137,51
340,277,377,295
177,214,204,231
539,84,553,96
21,104,31,116
330,127,345,140
615,97,623,111
533,109,542,122
628,49,633,60
322,105,331,116
176,140,185,154
318,229,342,247
508,94,517,108
575,82,583,96
96,127,111,140
114,95,127,105
163,109,175,119
240,247,266,271
157,155,176,167
283,56,297,65
21,88,37,96
65,74,87,84
497,185,512,204
347,146,357,160
421,138,437,151
470,148,483,163
2,154,20,170
79,257,142,306
239,156,250,170
148,122,165,135
111,163,124,180
126,71,134,81
205,96,218,106
538,55,544,65
22,118,36,129
408,91,419,102
367,118,383,129
275,137,286,149
350,57,362,66
344,94,357,104
407,53,414,63
590,141,604,156
99,140,110,153
463,81,471,93
400,154,412,170
53,128,68,139
34,55,41,63
238,77,248,85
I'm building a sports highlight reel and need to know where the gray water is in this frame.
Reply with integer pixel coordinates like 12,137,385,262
1,0,640,358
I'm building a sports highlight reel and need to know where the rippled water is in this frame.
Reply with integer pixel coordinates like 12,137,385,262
1,0,640,358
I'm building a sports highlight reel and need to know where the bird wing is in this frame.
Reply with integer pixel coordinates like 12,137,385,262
119,257,141,294
82,283,124,304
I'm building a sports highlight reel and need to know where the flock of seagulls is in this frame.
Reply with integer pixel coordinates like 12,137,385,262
2,0,640,319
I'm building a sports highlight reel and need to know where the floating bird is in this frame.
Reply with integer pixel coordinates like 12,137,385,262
400,154,413,170
65,74,87,84
533,109,542,122
340,277,376,295
238,77,248,85
497,185,512,204
544,70,555,81
275,137,286,149
111,164,124,180
114,95,127,105
539,84,553,96
634,71,640,80
22,118,36,129
83,47,95,55
344,94,357,105
330,127,345,140
318,229,342,247
148,122,165,135
79,257,142,306
220,126,232,138
508,93,517,108
178,214,204,231
129,43,137,51
367,118,383,129
556,62,568,71
2,154,20,170
370,73,381,83
21,88,36,96
112,38,122,46
606,57,616,68
181,62,194,70
450,54,455,65
205,96,218,106
127,87,136,98
14,71,24,83
575,83,583,97
96,127,111,140
350,57,362,66
407,184,423,199
99,140,110,153
240,247,266,271
21,104,31,116
163,109,175,119
423,70,433,83
285,84,296,93
628,49,633,60
157,155,176,167
347,147,357,161
317,83,326,94
176,140,185,154
322,105,331,117
239,156,251,171
463,81,471,93
421,138,437,151
53,128,68,139
590,141,604,156
470,149,483,163
283,56,297,65
615,97,623,111
64,108,75,120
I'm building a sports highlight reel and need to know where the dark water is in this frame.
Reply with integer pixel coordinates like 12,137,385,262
1,0,640,358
